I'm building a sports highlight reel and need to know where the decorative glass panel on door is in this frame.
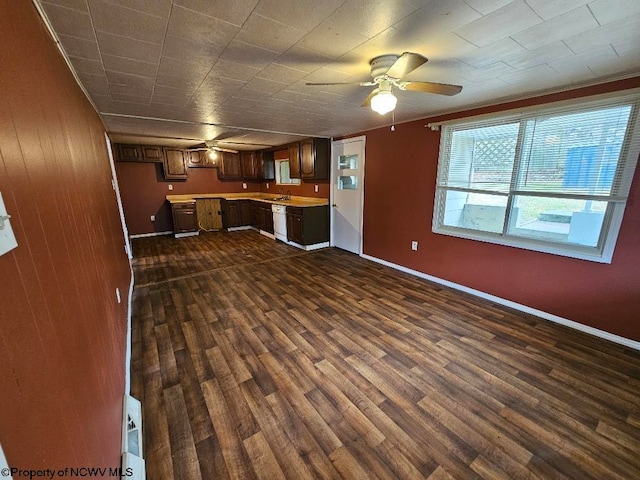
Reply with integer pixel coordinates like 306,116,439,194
338,154,358,170
338,175,358,190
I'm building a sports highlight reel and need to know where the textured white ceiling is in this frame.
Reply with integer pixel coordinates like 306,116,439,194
37,0,640,148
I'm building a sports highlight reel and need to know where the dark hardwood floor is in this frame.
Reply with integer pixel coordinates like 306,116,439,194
130,230,640,479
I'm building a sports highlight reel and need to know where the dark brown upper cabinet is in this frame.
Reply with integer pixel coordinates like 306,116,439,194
115,144,142,162
241,151,259,180
187,150,219,168
115,144,164,163
162,148,188,180
218,151,242,180
260,150,275,181
187,150,206,167
288,142,301,179
140,146,164,163
300,138,329,180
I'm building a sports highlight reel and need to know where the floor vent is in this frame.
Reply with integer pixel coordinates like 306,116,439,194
121,395,145,479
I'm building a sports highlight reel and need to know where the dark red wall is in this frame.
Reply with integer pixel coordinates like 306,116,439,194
115,162,259,235
0,0,130,469
360,77,640,341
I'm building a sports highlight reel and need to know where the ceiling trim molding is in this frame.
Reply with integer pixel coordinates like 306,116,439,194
99,112,331,139
31,0,101,117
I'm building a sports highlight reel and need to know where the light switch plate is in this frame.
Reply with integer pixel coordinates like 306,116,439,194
0,192,18,256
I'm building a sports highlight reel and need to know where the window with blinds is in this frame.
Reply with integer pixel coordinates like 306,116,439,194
433,94,640,263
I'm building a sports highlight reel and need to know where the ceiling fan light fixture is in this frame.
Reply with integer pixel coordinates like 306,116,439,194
370,90,397,115
207,148,219,160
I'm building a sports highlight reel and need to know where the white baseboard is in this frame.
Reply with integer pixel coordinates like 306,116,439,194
227,226,254,232
174,231,199,239
287,240,330,251
130,231,172,239
260,230,276,240
361,253,640,351
303,241,330,251
124,267,134,395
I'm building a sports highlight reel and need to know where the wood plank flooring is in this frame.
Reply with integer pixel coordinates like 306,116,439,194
130,230,640,479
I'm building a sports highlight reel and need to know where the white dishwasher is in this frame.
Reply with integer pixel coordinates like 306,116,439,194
272,204,288,242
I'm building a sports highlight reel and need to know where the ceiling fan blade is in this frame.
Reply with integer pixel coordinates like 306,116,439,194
404,81,463,96
385,52,428,79
213,146,239,154
306,82,359,86
361,90,378,107
190,145,239,153
306,81,374,86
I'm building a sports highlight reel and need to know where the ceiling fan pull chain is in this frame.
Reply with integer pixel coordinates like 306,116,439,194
391,111,396,132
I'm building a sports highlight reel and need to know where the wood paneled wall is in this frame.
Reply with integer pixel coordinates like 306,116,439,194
0,0,131,469
357,77,640,341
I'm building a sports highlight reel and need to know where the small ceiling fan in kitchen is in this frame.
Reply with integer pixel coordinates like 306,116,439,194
306,52,462,115
186,134,241,162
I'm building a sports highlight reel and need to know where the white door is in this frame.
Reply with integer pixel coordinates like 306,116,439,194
331,136,365,254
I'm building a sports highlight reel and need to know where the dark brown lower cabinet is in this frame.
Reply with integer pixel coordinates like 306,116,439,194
221,200,240,228
171,202,197,233
240,200,252,226
251,201,274,234
286,205,329,245
263,205,274,234
222,199,253,229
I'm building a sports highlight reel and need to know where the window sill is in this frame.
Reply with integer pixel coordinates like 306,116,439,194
432,226,613,264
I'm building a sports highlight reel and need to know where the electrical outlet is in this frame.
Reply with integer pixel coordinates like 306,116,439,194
314,184,319,193
242,183,247,189
411,241,418,251
150,215,155,222
266,183,270,189
168,184,173,191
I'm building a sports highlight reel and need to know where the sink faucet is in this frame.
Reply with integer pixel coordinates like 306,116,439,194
285,190,291,200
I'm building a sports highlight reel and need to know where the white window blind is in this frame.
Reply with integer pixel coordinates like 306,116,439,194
433,94,640,263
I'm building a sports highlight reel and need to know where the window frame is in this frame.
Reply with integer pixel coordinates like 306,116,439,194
432,93,640,264
275,159,300,185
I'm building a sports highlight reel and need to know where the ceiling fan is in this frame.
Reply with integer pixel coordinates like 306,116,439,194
306,52,462,115
186,137,239,158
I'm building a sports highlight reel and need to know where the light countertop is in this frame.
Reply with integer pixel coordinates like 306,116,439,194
166,193,329,208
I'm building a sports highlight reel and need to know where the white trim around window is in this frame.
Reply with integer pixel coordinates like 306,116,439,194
432,92,640,263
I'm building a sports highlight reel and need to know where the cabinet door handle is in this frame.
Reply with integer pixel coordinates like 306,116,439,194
332,204,337,208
